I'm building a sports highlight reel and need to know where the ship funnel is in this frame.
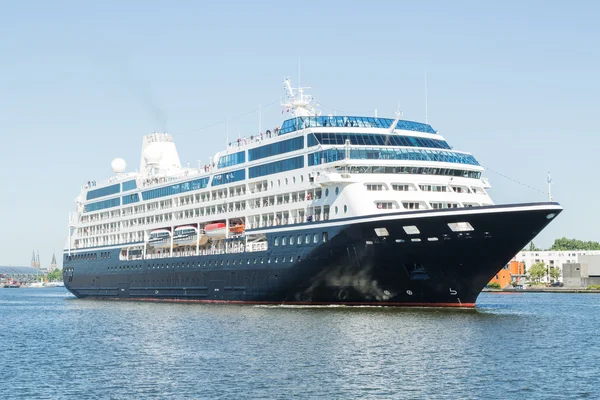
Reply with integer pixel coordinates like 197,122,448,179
139,132,182,175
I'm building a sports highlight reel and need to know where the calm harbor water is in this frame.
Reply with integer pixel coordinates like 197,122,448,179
1,288,597,399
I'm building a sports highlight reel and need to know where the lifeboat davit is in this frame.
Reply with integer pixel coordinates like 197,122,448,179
205,222,227,239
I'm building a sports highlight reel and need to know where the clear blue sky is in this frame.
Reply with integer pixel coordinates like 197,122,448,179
1,0,598,267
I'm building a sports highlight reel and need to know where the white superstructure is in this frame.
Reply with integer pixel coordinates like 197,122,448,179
67,80,494,260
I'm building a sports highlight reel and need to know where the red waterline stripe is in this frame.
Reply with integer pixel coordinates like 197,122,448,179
91,297,476,308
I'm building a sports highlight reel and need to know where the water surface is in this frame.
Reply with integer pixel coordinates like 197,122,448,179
1,288,596,399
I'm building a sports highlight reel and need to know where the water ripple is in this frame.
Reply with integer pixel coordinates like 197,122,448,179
0,289,597,399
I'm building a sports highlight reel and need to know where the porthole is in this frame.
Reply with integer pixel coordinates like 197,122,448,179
290,256,294,263
285,178,288,185
274,236,280,246
293,177,296,184
297,235,302,245
301,175,304,183
305,234,310,244
335,187,339,195
278,179,281,187
325,188,329,196
313,233,319,243
289,235,294,245
344,205,348,214
335,206,339,215
282,236,287,246
270,181,274,188
275,257,278,263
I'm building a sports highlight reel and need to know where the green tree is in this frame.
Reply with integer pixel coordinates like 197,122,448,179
550,237,600,251
528,262,546,282
549,265,561,282
527,241,541,251
46,269,63,282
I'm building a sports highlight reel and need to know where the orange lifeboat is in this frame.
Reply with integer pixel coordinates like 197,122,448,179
229,224,245,234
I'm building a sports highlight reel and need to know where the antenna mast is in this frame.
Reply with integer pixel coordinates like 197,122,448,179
547,171,553,201
425,69,428,124
298,56,301,89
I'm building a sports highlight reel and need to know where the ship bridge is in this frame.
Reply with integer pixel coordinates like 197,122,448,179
279,116,437,135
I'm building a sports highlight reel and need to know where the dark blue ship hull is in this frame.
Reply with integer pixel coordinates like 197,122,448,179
63,203,561,307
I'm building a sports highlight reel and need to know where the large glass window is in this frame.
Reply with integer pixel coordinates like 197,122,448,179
84,197,120,213
248,137,304,161
307,148,479,166
122,193,140,205
249,156,304,179
307,134,319,147
336,165,482,179
122,180,137,192
280,116,436,135
217,151,245,169
310,133,450,149
86,184,120,200
142,177,210,201
211,169,245,186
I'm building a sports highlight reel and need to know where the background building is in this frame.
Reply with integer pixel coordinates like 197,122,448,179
0,266,44,285
489,260,526,288
515,251,600,283
562,255,600,287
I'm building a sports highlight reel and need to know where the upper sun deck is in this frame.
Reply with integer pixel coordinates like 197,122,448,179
279,116,437,135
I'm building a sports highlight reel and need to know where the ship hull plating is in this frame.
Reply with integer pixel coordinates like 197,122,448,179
63,203,561,307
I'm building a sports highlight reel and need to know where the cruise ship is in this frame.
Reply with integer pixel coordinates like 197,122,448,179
63,79,562,307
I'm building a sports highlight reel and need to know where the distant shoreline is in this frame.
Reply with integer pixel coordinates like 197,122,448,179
484,288,600,294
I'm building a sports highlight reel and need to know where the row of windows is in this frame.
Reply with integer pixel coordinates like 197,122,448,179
110,256,303,270
366,184,385,191
211,169,245,186
309,133,450,149
308,148,479,166
248,136,304,161
336,166,482,179
419,185,448,192
87,183,120,200
248,155,304,179
280,116,436,134
393,184,410,191
122,193,140,205
217,151,245,169
142,177,210,201
431,202,459,209
122,180,137,192
274,232,328,246
68,252,98,261
84,197,120,213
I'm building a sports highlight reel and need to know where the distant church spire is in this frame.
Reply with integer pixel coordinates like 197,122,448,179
31,250,37,268
50,253,57,272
